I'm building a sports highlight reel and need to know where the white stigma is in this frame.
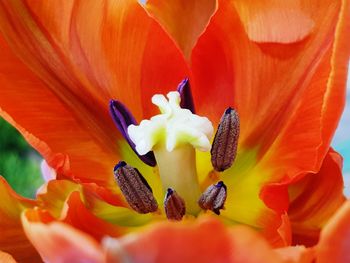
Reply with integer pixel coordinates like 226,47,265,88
127,91,214,155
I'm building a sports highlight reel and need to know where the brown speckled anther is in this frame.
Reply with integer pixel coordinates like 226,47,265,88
164,188,186,221
114,161,158,214
211,107,240,172
198,181,227,215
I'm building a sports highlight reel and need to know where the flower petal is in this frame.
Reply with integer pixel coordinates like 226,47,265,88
63,191,133,240
36,180,150,240
316,200,350,263
275,246,315,263
36,179,85,218
288,149,345,246
0,34,118,188
0,177,40,262
22,209,104,263
192,0,350,175
0,0,189,186
146,0,217,59
191,0,350,239
234,0,315,44
106,216,284,263
261,149,346,246
0,251,16,263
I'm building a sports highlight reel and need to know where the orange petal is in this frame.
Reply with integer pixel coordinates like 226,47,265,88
36,179,84,218
288,149,345,246
111,216,284,263
63,191,125,240
262,149,345,246
191,0,349,241
0,0,189,117
146,0,216,59
22,209,104,263
0,177,41,262
316,200,350,263
37,179,126,216
36,179,124,218
0,251,16,263
36,179,151,238
191,0,350,176
275,246,315,263
62,191,154,240
0,34,118,188
277,213,292,247
234,1,315,44
256,210,292,248
0,0,189,186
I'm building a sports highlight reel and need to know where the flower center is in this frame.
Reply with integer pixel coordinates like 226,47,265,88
127,91,213,215
110,79,240,221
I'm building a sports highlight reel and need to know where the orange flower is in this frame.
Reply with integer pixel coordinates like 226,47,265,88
19,199,350,263
0,0,349,262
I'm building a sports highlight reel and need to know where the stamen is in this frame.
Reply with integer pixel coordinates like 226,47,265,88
164,188,186,221
109,100,156,167
198,181,227,215
177,78,195,113
114,161,158,214
211,107,240,172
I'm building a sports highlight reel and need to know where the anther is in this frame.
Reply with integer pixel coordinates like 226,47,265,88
177,78,195,113
164,188,186,221
198,181,227,215
109,100,156,167
211,107,240,172
114,161,158,214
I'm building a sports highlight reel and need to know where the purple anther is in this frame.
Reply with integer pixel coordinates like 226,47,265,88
177,78,196,113
109,100,156,167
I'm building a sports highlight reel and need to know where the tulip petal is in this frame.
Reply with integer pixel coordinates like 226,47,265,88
146,0,217,59
107,216,284,263
63,192,122,239
275,246,315,263
288,149,345,246
277,213,292,247
191,0,350,239
192,0,350,175
20,0,189,117
0,177,41,262
0,34,118,188
36,179,151,235
62,191,152,240
22,209,104,263
0,251,16,263
36,179,85,218
0,0,189,186
234,0,315,44
261,149,346,246
316,200,350,263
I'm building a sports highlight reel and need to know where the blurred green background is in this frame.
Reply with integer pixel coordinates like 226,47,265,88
0,118,43,198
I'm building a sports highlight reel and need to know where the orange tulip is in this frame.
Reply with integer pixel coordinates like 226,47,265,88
0,0,349,262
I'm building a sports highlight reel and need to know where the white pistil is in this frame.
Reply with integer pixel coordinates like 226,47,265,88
128,91,214,215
